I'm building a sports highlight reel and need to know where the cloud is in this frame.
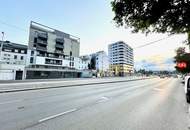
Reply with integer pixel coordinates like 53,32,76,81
135,57,175,71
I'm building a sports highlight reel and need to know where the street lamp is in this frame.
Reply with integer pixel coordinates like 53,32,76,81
0,32,5,62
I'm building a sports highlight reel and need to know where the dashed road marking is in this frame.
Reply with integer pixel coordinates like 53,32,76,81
97,96,110,103
38,108,77,123
153,88,164,92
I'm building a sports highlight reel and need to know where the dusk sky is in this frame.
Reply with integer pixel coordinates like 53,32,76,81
0,0,188,70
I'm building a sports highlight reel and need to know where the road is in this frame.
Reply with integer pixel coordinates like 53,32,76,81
0,78,189,130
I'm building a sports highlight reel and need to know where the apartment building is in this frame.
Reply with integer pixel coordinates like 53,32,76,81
108,41,134,76
26,21,81,79
0,41,27,80
78,55,90,70
90,51,109,72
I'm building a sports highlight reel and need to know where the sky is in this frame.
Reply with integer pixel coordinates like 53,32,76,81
0,0,188,71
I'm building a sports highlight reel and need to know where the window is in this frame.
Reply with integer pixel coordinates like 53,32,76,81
4,49,11,52
31,51,34,56
70,51,72,56
21,56,24,60
21,50,25,54
30,57,34,63
34,38,37,43
4,54,7,56
14,55,17,59
15,49,19,53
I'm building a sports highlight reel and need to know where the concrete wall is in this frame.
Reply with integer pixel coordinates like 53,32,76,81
64,38,79,57
0,64,25,80
0,70,15,80
47,33,56,52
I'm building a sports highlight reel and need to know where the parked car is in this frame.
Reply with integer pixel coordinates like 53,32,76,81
184,76,190,103
172,75,178,78
159,75,165,78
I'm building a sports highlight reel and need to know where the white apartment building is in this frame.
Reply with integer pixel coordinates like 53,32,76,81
76,55,90,70
108,41,134,76
0,41,27,80
90,51,109,72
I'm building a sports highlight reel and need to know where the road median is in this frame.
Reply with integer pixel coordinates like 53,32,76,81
0,77,154,93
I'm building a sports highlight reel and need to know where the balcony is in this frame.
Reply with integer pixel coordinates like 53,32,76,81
36,45,47,52
45,58,62,66
37,39,47,46
55,50,64,54
38,33,48,40
55,44,64,49
56,38,64,44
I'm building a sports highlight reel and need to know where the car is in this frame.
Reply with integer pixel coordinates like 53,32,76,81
172,75,178,78
184,76,190,103
159,75,165,78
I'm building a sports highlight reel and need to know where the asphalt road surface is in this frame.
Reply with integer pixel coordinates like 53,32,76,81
0,78,189,130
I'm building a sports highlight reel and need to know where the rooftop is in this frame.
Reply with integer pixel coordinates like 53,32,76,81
0,41,27,49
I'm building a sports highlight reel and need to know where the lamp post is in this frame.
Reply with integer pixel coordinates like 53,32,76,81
0,32,5,62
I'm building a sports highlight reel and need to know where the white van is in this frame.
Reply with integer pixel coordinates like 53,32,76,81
184,76,190,103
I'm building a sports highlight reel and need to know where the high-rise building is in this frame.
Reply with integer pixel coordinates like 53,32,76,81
108,41,134,76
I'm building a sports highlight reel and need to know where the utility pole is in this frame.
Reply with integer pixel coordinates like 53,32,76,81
0,32,5,62
101,53,103,77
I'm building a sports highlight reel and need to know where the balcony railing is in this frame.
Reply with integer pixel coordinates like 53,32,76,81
55,44,64,49
54,50,64,54
38,33,48,40
36,45,47,52
37,39,47,45
56,38,64,44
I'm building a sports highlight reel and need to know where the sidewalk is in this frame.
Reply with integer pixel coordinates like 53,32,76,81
0,76,153,93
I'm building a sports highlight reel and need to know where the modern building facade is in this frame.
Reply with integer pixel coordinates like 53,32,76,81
108,41,134,76
89,51,109,76
26,21,81,79
78,55,90,70
0,41,27,80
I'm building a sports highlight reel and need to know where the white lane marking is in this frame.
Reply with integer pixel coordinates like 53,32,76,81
97,96,110,103
38,108,77,123
153,88,163,92
0,99,22,105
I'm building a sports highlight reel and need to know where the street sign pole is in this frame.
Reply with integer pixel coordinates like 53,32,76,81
0,32,4,63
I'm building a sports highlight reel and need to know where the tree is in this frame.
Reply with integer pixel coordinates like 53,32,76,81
174,47,186,63
111,0,190,44
89,56,96,70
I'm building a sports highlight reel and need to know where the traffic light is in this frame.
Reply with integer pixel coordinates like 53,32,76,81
177,62,187,68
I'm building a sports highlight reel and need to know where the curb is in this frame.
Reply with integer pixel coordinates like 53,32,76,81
0,78,152,93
